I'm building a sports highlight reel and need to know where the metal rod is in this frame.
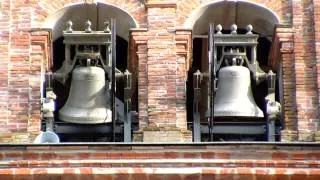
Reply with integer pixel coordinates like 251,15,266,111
208,23,215,141
193,70,201,142
111,19,116,142
124,70,132,142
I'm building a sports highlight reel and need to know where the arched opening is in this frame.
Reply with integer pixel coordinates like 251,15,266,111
186,1,281,141
42,3,137,142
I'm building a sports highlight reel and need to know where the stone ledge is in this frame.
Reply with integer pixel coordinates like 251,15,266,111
0,159,319,169
1,142,320,149
0,144,319,179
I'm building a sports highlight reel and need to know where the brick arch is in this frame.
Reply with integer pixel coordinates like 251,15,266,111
182,0,282,36
178,0,289,31
33,0,146,30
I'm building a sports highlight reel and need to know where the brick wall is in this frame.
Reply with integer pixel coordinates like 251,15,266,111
0,144,319,179
0,0,320,142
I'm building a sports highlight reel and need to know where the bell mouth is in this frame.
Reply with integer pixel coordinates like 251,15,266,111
59,107,112,124
214,102,264,118
211,116,265,122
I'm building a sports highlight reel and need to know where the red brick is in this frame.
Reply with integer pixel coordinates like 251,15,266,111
272,152,289,160
255,175,274,180
91,153,108,159
32,168,48,174
292,153,307,160
15,168,31,175
131,174,149,180
215,152,230,159
5,152,22,159
94,174,114,180
79,167,93,174
22,152,39,160
63,168,75,174
78,152,90,159
164,152,180,159
202,168,218,174
201,174,216,180
182,174,201,180
183,152,198,158
61,175,77,180
166,174,182,180
114,174,130,180
308,153,320,160
0,169,14,175
148,174,164,180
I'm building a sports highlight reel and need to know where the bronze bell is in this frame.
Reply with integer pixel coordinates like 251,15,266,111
214,57,263,118
59,60,111,124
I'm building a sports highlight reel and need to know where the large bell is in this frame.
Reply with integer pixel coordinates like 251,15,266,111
59,65,112,124
214,64,264,118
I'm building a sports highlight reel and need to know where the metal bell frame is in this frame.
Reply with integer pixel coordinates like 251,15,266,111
193,24,281,142
40,19,133,142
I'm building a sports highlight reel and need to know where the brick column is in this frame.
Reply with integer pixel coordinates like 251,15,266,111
135,0,191,142
129,28,148,141
29,30,52,141
0,0,48,143
0,0,11,142
292,0,319,141
2,0,36,143
313,0,320,141
175,28,192,131
270,25,297,141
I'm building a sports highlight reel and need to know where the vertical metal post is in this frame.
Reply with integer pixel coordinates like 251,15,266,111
208,23,215,141
266,71,277,142
193,70,201,142
267,119,276,141
65,45,70,65
278,62,284,133
124,70,132,142
43,73,56,132
111,19,116,142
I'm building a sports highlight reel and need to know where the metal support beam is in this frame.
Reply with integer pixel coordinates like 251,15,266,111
124,111,132,142
268,120,275,141
193,70,202,142
111,19,116,142
193,103,201,142
266,70,280,142
124,70,132,142
201,124,266,135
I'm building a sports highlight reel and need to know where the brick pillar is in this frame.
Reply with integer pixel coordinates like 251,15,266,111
292,0,318,141
313,0,320,142
29,30,52,141
0,0,47,143
1,0,36,143
271,26,298,141
134,0,191,142
175,28,192,131
129,28,148,141
0,0,11,142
